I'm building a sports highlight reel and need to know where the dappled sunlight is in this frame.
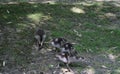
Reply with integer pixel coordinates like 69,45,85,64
7,2,18,4
105,12,117,20
112,2,120,7
108,54,117,62
27,13,51,24
0,1,120,74
27,13,44,23
101,65,107,69
79,2,103,6
42,1,56,4
60,68,75,74
70,7,85,14
79,2,95,6
114,68,120,73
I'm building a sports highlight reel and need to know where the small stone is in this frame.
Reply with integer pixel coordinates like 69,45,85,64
101,65,107,69
49,64,54,68
3,61,6,67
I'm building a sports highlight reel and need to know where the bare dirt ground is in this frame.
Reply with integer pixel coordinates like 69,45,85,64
0,0,120,74
1,45,120,74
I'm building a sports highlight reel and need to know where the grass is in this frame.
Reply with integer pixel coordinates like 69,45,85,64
0,2,120,66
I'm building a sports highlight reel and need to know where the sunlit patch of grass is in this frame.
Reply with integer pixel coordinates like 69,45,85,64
27,13,44,23
104,12,116,18
0,2,120,68
42,1,56,4
72,22,120,53
112,68,120,74
71,7,85,14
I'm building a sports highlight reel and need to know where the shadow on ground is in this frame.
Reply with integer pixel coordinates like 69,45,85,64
0,1,120,74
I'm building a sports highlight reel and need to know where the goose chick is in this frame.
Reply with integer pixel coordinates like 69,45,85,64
61,43,74,53
56,52,85,72
61,43,80,59
51,37,67,51
34,29,46,50
56,52,70,71
56,52,84,64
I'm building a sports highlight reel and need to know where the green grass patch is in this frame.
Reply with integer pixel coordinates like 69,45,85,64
0,2,120,66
